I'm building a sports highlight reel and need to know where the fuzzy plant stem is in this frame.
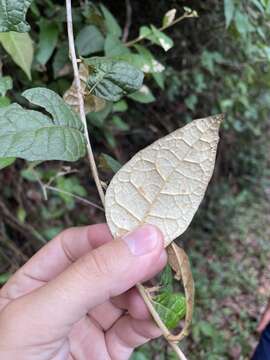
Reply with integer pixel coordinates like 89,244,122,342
66,2,187,359
66,0,105,206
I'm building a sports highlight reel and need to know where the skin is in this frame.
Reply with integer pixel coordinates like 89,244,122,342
0,224,167,360
257,301,270,334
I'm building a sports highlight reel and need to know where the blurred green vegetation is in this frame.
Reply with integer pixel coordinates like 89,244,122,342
0,0,270,359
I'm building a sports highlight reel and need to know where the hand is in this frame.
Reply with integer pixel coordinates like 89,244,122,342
0,224,167,360
258,301,270,333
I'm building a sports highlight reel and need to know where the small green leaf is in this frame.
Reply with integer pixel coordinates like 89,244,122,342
52,43,69,79
36,19,59,65
104,34,130,57
113,100,128,112
75,25,105,57
111,115,129,130
159,265,174,293
100,4,122,38
0,273,11,284
0,96,10,107
139,25,174,51
0,0,32,32
0,76,12,96
87,102,113,128
0,88,86,162
153,292,186,330
0,32,33,79
0,157,15,170
84,57,144,102
128,85,155,103
162,9,177,27
150,25,174,51
99,153,122,173
224,0,235,28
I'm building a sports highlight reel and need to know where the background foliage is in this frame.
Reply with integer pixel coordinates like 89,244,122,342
0,0,270,359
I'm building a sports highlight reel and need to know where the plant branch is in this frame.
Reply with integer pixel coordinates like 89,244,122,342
66,0,105,206
122,0,132,42
44,185,104,212
136,283,188,360
125,10,198,47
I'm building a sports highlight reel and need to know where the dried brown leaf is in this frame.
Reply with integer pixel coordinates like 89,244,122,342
167,243,195,341
63,63,106,114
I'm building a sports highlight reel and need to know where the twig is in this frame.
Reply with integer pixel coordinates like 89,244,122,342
136,283,188,360
122,0,132,42
125,11,197,47
44,185,104,212
65,0,105,206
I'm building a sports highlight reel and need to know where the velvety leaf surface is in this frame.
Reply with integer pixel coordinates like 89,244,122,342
105,115,223,246
0,88,86,162
0,0,32,32
84,57,144,101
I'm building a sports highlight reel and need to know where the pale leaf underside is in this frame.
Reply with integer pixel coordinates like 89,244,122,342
105,115,223,246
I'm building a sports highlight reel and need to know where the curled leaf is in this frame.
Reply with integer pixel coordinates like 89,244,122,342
167,243,195,341
84,57,144,101
105,114,223,246
63,64,106,114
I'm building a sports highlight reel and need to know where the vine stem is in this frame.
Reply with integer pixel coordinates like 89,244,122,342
65,0,105,206
66,2,188,359
136,283,188,360
125,10,197,47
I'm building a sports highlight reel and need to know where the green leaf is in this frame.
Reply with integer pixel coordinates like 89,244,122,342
139,25,174,51
0,96,10,107
162,9,177,27
111,115,129,130
153,292,186,330
0,157,15,170
104,34,130,57
75,25,104,57
0,32,33,79
0,0,32,32
113,99,128,112
128,85,155,103
134,45,165,73
36,19,59,65
99,153,122,173
52,43,69,79
0,273,11,284
150,25,174,51
87,102,113,128
159,265,174,293
0,88,86,162
0,76,12,96
84,57,144,102
100,4,122,38
224,0,235,28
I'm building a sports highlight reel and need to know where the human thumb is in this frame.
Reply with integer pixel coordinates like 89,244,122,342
11,225,167,331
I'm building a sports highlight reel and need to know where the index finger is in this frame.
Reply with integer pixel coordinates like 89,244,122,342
1,224,112,300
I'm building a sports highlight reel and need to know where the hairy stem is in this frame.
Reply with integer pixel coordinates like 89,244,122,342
66,0,105,206
45,185,104,212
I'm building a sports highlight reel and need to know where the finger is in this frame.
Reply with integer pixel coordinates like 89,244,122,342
1,224,112,299
89,287,150,331
112,288,151,320
105,315,162,360
89,301,124,331
258,308,270,333
8,225,167,335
